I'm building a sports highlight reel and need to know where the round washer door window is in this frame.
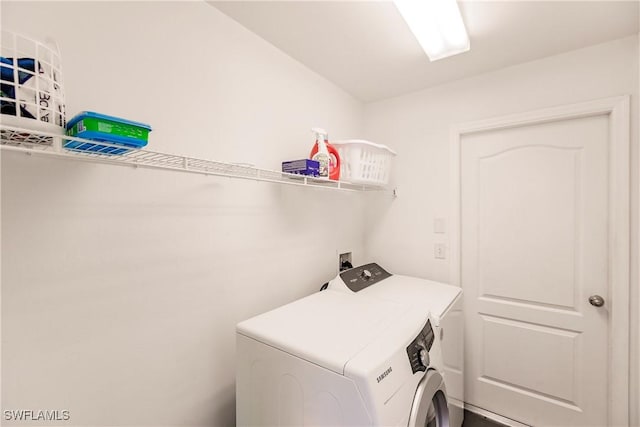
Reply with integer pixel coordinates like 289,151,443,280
425,390,449,427
408,370,450,427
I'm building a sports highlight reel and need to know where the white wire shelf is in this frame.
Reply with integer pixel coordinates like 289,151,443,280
0,124,389,193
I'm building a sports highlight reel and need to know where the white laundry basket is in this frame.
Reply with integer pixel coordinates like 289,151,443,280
1,30,66,145
331,139,396,186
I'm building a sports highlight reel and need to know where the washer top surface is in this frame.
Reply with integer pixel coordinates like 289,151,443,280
357,274,461,321
236,289,409,375
329,265,461,323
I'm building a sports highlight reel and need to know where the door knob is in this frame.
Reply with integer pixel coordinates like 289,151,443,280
589,295,605,307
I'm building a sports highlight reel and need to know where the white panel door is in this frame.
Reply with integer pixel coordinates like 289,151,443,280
460,114,611,426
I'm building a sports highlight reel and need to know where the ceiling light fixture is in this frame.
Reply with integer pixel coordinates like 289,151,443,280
393,0,470,61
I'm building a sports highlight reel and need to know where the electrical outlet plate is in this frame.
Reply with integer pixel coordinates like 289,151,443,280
434,243,446,259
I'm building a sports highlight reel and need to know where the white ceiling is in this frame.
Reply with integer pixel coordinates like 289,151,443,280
210,1,639,102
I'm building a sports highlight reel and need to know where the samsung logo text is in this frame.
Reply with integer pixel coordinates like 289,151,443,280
376,367,392,383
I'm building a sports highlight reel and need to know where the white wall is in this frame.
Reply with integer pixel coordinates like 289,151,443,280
1,2,366,426
362,35,639,425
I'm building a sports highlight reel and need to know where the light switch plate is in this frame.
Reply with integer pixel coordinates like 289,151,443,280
434,218,446,234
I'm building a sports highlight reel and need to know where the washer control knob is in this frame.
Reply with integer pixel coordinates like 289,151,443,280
419,348,430,367
360,269,373,281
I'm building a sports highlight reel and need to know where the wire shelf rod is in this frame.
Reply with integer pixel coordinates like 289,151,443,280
0,124,389,193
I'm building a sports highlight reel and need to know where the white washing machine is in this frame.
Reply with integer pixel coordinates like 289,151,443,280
236,263,462,427
327,263,464,427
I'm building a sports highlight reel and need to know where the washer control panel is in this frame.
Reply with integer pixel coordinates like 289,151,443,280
406,319,435,374
339,263,392,292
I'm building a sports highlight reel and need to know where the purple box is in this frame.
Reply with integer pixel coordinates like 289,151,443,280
282,159,320,177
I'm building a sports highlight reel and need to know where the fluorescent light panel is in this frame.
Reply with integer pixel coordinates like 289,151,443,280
394,0,470,61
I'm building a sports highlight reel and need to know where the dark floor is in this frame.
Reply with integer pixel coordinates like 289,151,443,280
462,410,510,427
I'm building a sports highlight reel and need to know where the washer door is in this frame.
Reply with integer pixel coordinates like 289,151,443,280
408,369,449,427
